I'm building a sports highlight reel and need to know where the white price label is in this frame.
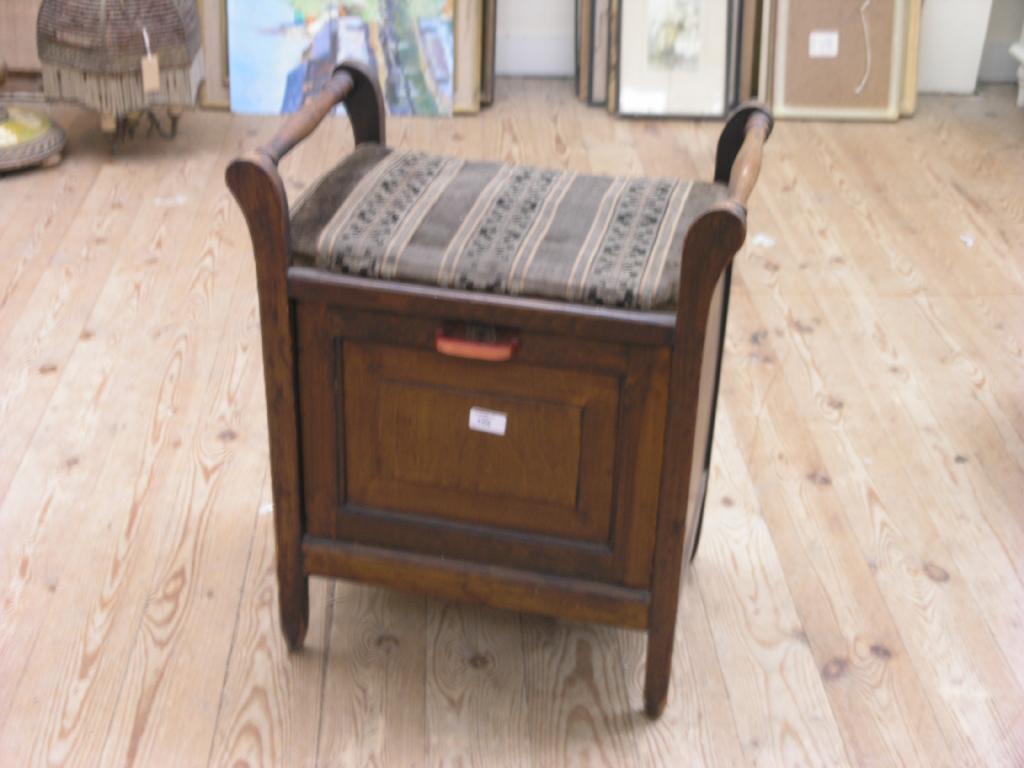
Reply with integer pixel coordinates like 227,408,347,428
141,54,161,93
808,30,840,59
468,407,507,436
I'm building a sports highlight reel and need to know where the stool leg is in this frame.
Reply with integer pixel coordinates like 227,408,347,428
644,208,746,718
644,600,678,717
278,562,309,651
227,156,309,653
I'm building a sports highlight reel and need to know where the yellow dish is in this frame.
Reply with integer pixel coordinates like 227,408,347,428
0,105,66,172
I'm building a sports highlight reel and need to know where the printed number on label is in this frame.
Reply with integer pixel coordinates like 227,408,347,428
469,407,507,436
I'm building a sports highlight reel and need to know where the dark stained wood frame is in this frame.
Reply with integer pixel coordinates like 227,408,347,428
226,61,772,719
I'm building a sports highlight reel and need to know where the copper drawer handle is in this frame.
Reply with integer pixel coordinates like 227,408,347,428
435,329,519,362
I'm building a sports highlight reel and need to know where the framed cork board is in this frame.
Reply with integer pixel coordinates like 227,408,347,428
772,0,907,120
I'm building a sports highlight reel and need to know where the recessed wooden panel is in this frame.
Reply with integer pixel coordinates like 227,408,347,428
344,341,617,543
377,380,583,508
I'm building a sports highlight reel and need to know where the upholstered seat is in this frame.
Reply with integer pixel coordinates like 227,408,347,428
290,144,727,310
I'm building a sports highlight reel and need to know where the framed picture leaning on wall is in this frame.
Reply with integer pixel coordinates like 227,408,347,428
480,0,497,106
615,0,733,117
198,0,230,109
771,0,907,120
590,0,611,105
454,0,484,113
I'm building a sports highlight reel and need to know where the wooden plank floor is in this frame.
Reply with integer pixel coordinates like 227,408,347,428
1,80,1021,767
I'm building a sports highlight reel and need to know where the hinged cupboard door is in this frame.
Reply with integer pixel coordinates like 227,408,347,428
295,304,670,589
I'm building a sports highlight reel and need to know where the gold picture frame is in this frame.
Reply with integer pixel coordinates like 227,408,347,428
900,0,922,116
454,0,483,114
198,0,230,109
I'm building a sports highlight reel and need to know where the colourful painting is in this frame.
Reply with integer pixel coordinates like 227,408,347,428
228,0,454,116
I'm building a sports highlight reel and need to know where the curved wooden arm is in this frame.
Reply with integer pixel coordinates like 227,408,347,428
713,103,773,208
258,71,355,165
336,61,387,147
727,112,771,207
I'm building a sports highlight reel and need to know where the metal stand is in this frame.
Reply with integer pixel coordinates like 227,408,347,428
102,107,182,145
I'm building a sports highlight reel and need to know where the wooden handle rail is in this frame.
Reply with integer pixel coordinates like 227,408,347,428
258,71,355,165
727,112,771,207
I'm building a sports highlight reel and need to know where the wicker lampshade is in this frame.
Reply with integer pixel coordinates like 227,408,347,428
37,0,203,116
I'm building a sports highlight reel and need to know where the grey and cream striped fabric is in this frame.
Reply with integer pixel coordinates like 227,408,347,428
290,144,726,310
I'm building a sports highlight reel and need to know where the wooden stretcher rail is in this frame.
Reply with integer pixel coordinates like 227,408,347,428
303,536,651,630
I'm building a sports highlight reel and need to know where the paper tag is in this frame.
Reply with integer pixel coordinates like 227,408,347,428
141,54,161,94
468,407,507,436
808,30,840,59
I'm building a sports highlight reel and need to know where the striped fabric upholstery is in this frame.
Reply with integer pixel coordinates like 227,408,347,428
290,144,726,310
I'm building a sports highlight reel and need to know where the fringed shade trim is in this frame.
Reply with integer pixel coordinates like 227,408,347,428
41,50,203,115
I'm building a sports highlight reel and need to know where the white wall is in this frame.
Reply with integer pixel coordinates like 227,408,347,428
919,0,995,93
979,0,1024,82
495,0,576,77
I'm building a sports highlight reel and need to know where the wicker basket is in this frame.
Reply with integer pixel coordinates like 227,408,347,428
37,0,203,115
